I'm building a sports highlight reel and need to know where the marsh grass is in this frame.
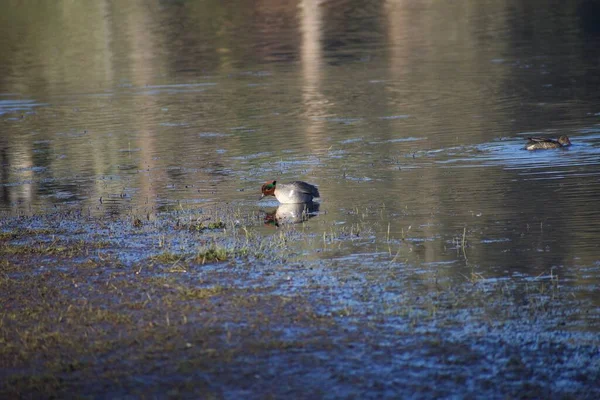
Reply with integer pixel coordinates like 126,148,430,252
177,286,227,300
0,207,596,399
0,239,111,258
174,218,226,232
0,228,61,241
148,244,249,267
0,259,19,273
194,247,230,263
150,251,185,264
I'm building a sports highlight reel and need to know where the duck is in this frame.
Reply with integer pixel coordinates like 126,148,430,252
525,135,571,150
260,180,320,204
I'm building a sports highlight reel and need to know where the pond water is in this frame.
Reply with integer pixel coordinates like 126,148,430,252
3,1,600,290
1,1,600,395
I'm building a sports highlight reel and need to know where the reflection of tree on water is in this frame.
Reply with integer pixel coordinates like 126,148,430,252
264,202,320,226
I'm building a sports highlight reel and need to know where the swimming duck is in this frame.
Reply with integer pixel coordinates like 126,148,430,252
525,136,571,150
260,180,320,204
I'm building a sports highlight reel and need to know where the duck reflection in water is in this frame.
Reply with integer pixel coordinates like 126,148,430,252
264,202,320,227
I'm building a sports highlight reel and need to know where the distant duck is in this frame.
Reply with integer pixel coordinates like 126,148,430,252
260,180,320,204
525,136,571,150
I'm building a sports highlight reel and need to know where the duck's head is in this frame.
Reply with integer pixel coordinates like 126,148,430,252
260,180,277,199
558,136,571,146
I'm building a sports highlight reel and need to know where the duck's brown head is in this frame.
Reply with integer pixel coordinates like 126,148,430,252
260,180,277,199
558,136,571,146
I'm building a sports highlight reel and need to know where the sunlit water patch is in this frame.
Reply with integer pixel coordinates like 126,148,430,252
0,98,46,117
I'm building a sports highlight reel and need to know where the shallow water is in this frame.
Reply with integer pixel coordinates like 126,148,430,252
4,3,600,274
2,0,600,395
